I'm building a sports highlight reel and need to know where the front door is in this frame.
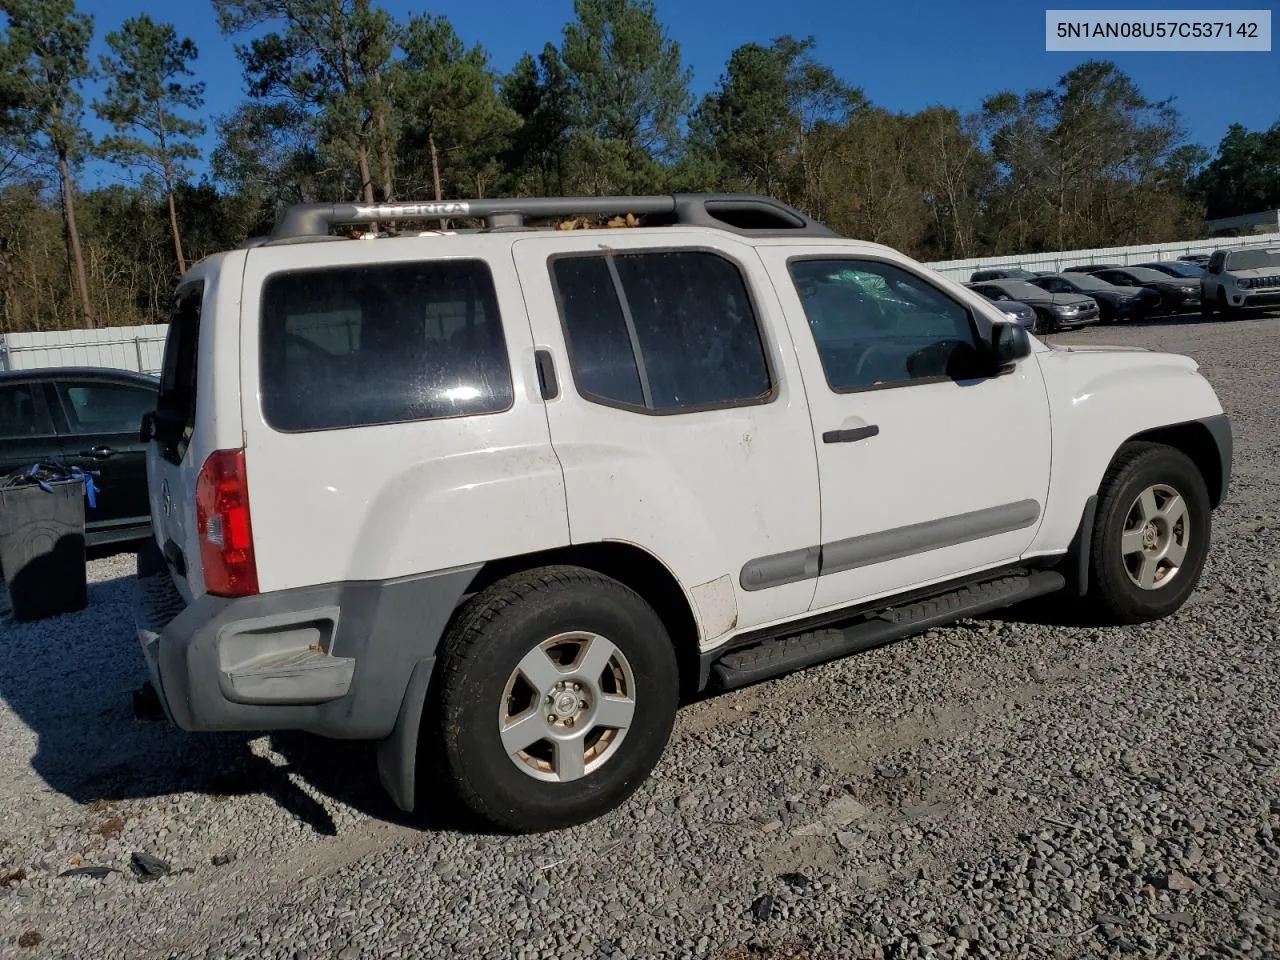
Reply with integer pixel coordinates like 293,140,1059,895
760,249,1053,612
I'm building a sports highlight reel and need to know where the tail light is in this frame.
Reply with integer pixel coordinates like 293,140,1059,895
195,449,259,597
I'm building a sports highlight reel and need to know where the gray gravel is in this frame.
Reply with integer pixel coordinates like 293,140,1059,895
3,314,1280,959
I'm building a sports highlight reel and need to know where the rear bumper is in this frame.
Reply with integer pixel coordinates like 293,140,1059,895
132,541,479,739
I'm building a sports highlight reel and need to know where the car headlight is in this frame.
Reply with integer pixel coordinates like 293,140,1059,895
1057,304,1079,314
1181,285,1197,294
1002,311,1020,321
1237,278,1252,289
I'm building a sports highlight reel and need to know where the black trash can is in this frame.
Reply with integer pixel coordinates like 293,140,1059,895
0,476,88,621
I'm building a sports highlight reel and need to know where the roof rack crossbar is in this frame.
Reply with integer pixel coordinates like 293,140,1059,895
267,194,836,241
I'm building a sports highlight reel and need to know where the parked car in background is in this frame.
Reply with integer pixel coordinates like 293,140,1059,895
967,279,1100,333
1091,267,1202,313
1201,247,1280,318
1179,254,1212,267
0,368,157,548
966,287,1037,328
1136,261,1204,280
1063,264,1122,274
969,267,1039,282
1030,272,1160,324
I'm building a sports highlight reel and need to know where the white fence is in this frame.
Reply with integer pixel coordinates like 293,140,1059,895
0,324,168,376
924,232,1280,282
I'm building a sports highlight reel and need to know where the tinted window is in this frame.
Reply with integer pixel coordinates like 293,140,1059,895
260,259,513,432
57,381,157,435
790,259,982,391
156,285,202,464
0,383,53,439
551,251,771,412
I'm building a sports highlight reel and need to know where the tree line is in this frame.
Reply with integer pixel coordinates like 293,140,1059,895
1,0,1277,332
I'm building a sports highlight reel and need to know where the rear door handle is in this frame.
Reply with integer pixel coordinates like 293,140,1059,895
822,425,880,444
79,445,116,458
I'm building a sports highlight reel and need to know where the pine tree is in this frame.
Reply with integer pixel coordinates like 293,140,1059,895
95,15,205,273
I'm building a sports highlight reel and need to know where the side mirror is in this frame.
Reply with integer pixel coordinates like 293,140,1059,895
139,410,157,444
990,321,1032,374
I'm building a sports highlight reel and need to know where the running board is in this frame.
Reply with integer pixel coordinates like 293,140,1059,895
708,570,1065,692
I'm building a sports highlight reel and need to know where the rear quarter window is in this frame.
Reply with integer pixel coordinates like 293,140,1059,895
258,259,514,432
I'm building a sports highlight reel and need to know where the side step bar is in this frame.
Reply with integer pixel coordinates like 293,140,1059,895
709,570,1065,692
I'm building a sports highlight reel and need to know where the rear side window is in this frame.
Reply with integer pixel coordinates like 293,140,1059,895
259,259,513,432
550,250,772,412
155,284,202,464
0,383,53,439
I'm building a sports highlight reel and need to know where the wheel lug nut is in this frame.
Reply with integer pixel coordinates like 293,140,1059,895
565,717,574,728
546,713,556,723
579,700,588,709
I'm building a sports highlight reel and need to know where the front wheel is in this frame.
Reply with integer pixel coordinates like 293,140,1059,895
424,566,679,833
1087,443,1211,624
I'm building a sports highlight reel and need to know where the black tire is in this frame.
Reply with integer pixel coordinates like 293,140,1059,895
1087,442,1211,625
1200,295,1215,318
1217,290,1239,320
423,565,679,833
1030,309,1050,335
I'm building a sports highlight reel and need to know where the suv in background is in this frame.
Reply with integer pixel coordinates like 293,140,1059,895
134,194,1232,833
0,367,157,548
1201,247,1280,317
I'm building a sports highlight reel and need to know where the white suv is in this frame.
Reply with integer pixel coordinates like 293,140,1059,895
1201,245,1280,317
134,194,1232,832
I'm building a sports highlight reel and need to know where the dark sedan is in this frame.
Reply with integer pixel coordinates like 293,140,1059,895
1091,266,1202,313
1063,263,1122,273
1031,272,1160,324
966,279,1099,333
966,288,1037,328
969,267,1039,282
0,367,157,548
1136,260,1204,280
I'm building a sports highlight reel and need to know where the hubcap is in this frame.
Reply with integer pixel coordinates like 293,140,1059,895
498,632,636,783
1121,483,1190,591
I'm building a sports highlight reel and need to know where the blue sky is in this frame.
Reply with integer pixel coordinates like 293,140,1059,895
76,0,1279,186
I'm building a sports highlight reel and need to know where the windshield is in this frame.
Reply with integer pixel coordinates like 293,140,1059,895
1155,262,1203,277
1064,274,1115,291
994,280,1047,299
1226,249,1280,271
1120,267,1173,283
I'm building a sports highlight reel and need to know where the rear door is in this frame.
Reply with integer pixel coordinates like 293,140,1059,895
511,232,823,637
0,378,60,478
49,376,156,535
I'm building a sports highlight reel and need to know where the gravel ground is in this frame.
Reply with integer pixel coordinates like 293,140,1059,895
2,313,1279,960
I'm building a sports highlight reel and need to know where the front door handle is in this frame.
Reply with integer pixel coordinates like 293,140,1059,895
79,445,116,458
822,425,880,444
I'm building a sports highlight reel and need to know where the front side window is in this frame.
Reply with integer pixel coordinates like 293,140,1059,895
259,259,513,432
56,381,157,435
0,383,53,439
789,258,984,392
550,250,772,412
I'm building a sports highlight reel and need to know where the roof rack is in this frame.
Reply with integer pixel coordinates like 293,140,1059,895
267,193,837,242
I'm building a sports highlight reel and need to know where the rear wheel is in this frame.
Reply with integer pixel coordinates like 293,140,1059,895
1087,443,1210,624
423,566,679,833
1030,309,1051,335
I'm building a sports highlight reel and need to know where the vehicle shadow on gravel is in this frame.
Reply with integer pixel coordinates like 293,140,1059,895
0,570,461,836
